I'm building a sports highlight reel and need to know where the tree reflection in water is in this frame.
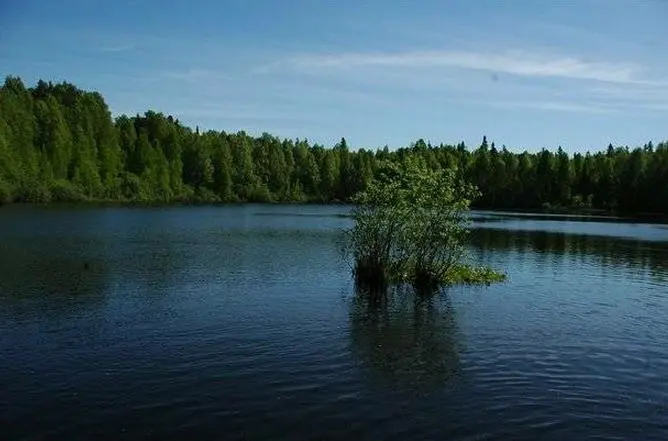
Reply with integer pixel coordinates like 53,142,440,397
349,285,461,391
469,227,668,281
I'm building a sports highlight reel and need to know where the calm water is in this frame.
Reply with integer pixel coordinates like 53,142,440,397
1,205,668,440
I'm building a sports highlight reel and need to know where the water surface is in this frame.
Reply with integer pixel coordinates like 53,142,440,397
1,205,667,440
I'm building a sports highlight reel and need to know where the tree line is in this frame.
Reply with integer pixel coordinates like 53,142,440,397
1,76,666,214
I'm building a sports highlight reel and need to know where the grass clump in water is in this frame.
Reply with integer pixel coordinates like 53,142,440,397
443,264,507,286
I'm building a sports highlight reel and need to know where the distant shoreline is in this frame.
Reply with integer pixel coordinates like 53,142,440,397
3,200,667,223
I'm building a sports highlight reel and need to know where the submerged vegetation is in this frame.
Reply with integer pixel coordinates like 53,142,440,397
1,76,668,215
344,158,506,292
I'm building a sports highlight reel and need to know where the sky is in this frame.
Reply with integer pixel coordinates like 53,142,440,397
1,0,667,153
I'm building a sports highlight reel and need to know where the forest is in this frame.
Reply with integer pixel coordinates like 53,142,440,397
0,76,667,215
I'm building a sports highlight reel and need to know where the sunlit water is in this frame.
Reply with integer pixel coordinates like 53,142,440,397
1,205,667,440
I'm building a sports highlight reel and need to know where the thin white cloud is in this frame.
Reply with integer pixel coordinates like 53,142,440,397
588,84,668,101
486,100,617,114
262,49,663,85
96,43,137,53
643,104,668,112
161,68,230,83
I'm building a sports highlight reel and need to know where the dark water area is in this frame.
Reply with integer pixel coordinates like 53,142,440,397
1,205,667,440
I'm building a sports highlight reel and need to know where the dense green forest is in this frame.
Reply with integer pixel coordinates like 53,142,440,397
0,76,666,214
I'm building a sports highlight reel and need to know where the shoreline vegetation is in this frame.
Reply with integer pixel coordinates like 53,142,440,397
1,76,667,217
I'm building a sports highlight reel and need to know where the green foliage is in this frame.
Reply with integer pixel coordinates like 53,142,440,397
49,180,87,202
446,264,508,285
212,137,234,201
250,182,273,202
120,172,152,202
0,119,19,183
34,96,72,179
230,133,257,200
16,181,51,203
0,178,12,204
1,76,667,215
193,187,220,203
345,158,504,292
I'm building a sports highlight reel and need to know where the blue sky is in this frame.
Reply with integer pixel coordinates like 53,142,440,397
1,0,667,152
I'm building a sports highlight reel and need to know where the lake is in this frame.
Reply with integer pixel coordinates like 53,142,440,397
1,205,667,440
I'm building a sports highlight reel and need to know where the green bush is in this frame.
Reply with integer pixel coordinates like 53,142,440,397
345,158,505,293
249,183,274,202
16,182,51,203
104,178,124,201
120,173,152,202
50,180,88,202
194,187,220,203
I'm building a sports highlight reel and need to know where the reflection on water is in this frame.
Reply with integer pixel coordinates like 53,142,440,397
472,210,629,223
349,286,460,390
470,227,668,280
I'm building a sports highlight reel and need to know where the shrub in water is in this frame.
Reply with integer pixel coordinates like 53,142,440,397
344,157,505,293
